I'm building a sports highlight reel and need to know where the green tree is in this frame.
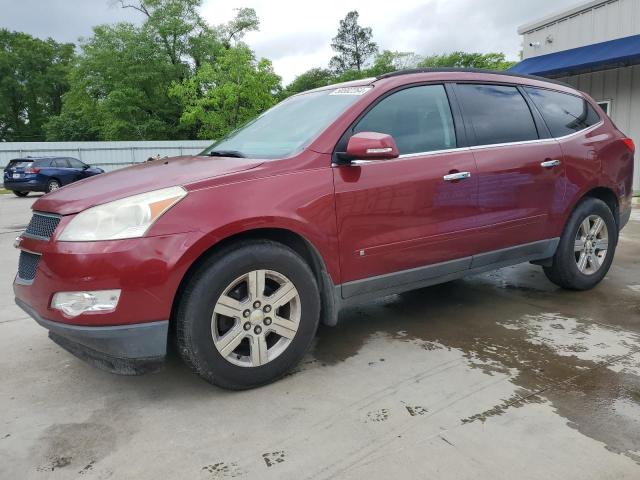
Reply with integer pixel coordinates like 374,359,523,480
46,1,266,140
284,68,335,96
368,50,421,76
46,23,187,140
329,11,378,73
0,30,75,141
170,45,282,140
221,7,259,45
115,0,220,69
417,52,516,71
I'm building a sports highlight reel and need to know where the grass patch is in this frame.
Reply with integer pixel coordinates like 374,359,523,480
0,188,12,194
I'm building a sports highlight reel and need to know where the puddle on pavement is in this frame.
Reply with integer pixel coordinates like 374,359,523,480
312,273,640,463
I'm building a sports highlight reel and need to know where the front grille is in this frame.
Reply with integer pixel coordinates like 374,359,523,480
18,251,40,282
24,212,60,240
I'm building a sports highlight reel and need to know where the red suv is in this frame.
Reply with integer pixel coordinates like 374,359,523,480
13,69,634,389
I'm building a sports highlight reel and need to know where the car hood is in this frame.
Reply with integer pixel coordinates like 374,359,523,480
33,155,264,215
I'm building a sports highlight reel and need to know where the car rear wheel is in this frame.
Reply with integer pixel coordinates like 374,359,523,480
46,179,61,193
175,240,320,389
543,197,617,290
12,191,29,197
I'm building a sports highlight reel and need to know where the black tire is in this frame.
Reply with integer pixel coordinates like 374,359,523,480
46,179,61,193
543,197,617,290
12,191,29,197
175,240,320,389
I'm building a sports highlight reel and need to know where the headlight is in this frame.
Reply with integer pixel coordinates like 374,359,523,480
58,186,187,241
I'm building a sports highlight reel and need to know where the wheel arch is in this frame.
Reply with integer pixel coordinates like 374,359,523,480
170,227,340,332
582,186,619,227
47,177,62,189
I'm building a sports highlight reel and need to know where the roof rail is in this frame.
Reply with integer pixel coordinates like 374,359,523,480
375,67,572,88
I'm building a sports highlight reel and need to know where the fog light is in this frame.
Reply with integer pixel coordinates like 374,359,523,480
51,290,121,317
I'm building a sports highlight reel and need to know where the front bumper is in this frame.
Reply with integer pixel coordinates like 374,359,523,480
16,298,168,374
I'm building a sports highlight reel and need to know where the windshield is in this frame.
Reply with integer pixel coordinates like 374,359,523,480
201,86,371,159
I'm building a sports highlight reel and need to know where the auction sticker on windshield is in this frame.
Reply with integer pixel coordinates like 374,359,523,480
329,86,372,95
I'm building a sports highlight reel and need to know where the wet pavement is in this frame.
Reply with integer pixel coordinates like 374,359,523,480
0,194,639,479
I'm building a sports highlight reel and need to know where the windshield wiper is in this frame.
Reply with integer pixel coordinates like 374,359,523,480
206,150,246,158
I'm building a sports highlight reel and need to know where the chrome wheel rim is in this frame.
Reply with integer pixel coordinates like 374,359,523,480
49,182,60,191
211,270,300,367
574,214,608,275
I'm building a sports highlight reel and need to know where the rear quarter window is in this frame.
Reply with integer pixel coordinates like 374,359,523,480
8,160,33,168
523,87,600,137
456,84,539,146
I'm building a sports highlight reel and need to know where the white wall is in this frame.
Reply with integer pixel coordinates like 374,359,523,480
0,140,212,172
521,0,640,59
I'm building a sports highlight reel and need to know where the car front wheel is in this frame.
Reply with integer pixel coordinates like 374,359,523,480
175,240,320,389
543,197,617,290
12,191,29,197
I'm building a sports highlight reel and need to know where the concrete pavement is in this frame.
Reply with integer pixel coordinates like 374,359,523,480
1,193,639,479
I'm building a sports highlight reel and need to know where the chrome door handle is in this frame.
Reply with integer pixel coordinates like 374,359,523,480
443,171,471,182
541,159,561,168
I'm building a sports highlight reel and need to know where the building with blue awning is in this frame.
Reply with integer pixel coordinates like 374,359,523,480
511,0,640,191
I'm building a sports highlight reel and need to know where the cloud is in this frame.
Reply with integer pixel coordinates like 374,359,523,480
1,0,581,83
0,0,141,44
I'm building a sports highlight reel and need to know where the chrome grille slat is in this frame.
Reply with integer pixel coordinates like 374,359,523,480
18,251,40,282
24,212,60,240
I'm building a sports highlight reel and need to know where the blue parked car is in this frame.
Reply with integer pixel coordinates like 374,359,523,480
3,157,104,197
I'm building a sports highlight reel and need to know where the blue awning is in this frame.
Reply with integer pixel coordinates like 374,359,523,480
509,34,640,77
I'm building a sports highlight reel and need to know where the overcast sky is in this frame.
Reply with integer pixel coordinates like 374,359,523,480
1,0,580,84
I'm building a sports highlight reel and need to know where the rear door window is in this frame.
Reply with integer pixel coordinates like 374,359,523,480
456,84,538,146
52,159,70,168
353,84,457,155
523,87,601,137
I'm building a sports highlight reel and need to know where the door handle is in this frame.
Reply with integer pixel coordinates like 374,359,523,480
443,171,471,182
541,159,561,168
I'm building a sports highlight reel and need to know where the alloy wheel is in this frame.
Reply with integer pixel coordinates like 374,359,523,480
574,214,608,275
211,269,301,367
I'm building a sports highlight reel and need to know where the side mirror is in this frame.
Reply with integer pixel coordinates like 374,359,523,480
345,132,399,162
82,164,90,170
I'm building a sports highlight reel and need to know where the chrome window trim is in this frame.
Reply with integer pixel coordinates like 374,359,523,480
331,120,604,166
398,146,471,159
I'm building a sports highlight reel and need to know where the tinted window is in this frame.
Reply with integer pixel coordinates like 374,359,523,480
35,159,51,167
524,87,600,137
52,159,70,168
67,158,85,168
457,84,538,146
8,160,33,168
354,85,456,155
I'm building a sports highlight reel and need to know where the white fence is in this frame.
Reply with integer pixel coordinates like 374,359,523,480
0,140,212,173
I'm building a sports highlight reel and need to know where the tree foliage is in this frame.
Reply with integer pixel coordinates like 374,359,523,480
0,30,75,141
3,2,519,142
417,51,516,70
283,68,335,96
170,45,281,140
329,11,378,73
46,0,265,141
